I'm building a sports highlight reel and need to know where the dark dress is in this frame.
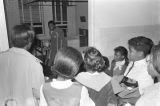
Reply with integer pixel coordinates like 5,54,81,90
88,81,118,106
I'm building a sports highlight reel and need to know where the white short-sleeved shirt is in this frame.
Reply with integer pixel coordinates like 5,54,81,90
0,47,44,106
124,58,154,94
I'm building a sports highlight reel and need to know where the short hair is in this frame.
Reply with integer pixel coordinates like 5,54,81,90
128,36,154,57
151,44,160,74
83,47,106,72
53,47,83,79
11,24,34,48
48,20,55,26
114,46,128,59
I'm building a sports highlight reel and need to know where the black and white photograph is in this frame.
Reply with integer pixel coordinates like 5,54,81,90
0,0,160,106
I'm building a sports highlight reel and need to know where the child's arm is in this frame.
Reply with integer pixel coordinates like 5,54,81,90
39,85,48,106
80,86,95,106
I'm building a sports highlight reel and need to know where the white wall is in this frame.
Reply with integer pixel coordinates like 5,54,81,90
43,2,53,36
68,1,88,52
4,0,20,46
89,0,160,59
0,0,9,51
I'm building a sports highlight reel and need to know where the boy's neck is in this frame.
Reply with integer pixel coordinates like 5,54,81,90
116,59,125,63
134,56,145,62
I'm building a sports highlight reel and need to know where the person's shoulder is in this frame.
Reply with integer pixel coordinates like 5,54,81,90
77,72,90,77
34,57,42,63
144,82,160,94
72,82,83,91
73,82,83,87
75,72,92,82
0,49,12,55
99,72,109,77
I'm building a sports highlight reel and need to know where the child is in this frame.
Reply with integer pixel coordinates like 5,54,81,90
136,44,160,106
110,46,129,76
39,47,95,106
0,24,44,106
123,36,154,94
76,47,117,106
112,36,154,106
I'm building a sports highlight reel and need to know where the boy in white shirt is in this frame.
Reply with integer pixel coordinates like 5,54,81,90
112,36,154,106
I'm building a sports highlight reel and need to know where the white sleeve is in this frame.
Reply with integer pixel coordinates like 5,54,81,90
39,85,48,106
80,86,95,106
135,97,145,106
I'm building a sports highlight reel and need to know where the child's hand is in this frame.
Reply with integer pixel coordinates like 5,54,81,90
110,60,116,72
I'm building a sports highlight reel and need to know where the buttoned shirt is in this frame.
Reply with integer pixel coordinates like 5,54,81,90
124,58,154,94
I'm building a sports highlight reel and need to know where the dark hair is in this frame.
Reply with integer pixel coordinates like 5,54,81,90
151,44,160,74
114,46,129,65
128,36,154,57
114,46,128,58
83,47,106,72
52,47,83,79
48,20,55,26
11,24,34,48
103,56,110,69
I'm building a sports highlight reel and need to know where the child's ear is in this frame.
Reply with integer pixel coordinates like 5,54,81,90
138,51,144,58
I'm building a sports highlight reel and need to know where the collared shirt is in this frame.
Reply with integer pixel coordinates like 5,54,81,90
124,58,154,94
39,79,95,106
76,72,111,91
0,47,44,106
50,79,73,89
136,82,160,106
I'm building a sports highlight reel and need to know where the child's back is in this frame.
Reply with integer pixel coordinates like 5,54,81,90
40,47,95,106
43,82,82,106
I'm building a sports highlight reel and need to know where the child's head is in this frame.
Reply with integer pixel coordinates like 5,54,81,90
128,36,153,61
114,46,128,62
83,47,106,72
52,47,83,79
103,56,110,69
11,24,34,49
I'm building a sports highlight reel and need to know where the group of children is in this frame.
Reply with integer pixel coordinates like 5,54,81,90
40,47,114,106
1,24,160,106
40,35,160,106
